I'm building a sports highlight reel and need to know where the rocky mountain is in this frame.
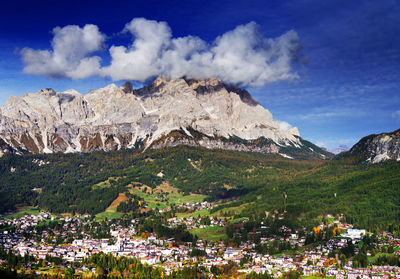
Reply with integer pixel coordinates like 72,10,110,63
346,129,400,163
329,145,350,155
0,76,331,159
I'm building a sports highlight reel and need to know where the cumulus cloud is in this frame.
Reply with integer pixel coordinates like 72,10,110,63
20,18,302,86
276,120,293,131
21,24,105,79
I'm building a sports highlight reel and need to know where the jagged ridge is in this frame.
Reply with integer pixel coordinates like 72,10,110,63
0,76,330,159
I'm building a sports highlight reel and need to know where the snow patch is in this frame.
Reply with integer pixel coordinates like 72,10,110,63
203,106,217,119
41,131,53,153
114,136,121,150
292,142,301,148
146,108,158,114
138,98,158,115
65,146,78,153
71,136,82,152
100,134,106,148
284,141,291,146
43,147,53,153
279,153,293,159
127,134,138,148
275,140,284,147
181,127,193,137
372,151,391,163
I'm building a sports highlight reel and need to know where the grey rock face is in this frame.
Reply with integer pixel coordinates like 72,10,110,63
0,76,317,158
349,129,400,163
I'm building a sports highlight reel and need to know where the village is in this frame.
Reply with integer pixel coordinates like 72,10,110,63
1,207,400,278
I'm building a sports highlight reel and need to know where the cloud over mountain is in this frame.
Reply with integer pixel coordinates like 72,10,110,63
276,120,293,131
20,18,301,86
21,24,106,79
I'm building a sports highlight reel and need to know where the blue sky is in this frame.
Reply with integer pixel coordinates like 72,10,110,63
1,0,399,150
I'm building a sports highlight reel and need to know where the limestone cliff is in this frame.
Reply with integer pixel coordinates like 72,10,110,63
0,77,329,159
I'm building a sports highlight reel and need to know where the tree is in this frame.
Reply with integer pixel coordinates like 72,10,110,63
96,265,106,275
64,267,75,278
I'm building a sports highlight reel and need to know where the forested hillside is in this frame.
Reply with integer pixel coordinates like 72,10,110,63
0,145,399,230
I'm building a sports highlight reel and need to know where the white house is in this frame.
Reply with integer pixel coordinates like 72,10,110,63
342,229,366,239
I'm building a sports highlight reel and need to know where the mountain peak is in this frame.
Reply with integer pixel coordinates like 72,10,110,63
38,88,56,96
120,81,133,93
152,75,168,87
330,145,350,155
0,77,326,159
288,127,300,137
103,83,119,91
185,77,223,88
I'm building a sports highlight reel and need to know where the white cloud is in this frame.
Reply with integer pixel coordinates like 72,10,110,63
313,138,357,150
315,141,326,147
298,111,355,120
21,18,302,86
392,110,400,120
101,18,173,81
21,24,105,79
276,120,293,131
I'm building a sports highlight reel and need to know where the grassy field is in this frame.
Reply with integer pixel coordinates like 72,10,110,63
130,182,207,209
91,177,121,190
147,201,168,209
176,208,210,219
130,188,169,210
211,203,249,218
171,194,207,204
367,252,393,263
130,182,252,220
229,216,249,223
93,183,209,219
4,206,41,219
95,193,126,220
95,211,122,220
190,226,226,242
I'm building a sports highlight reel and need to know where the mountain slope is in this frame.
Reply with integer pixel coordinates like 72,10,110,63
339,129,400,163
0,77,331,159
0,145,399,229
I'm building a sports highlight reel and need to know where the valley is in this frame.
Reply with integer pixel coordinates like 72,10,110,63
1,126,400,279
0,81,398,279
1,142,399,231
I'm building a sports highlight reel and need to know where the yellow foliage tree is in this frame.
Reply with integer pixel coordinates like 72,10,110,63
333,226,340,236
